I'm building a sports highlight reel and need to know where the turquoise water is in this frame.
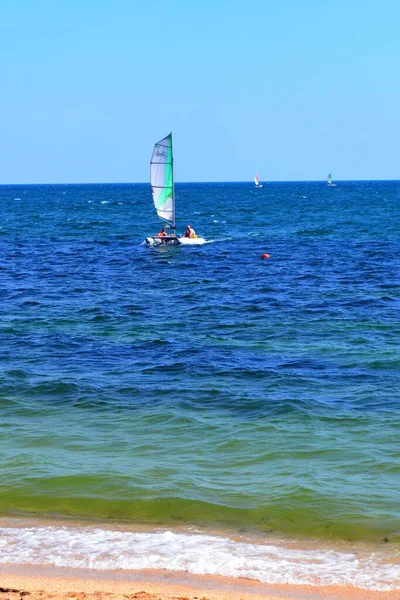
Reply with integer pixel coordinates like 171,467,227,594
0,181,399,587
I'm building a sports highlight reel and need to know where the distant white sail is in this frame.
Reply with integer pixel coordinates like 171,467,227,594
150,133,175,227
254,172,262,187
327,173,336,186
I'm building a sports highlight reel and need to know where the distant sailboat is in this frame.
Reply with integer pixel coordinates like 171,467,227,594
254,172,262,188
327,173,337,187
145,133,205,246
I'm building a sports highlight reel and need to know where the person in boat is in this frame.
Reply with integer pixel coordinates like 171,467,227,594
156,226,167,237
184,225,197,238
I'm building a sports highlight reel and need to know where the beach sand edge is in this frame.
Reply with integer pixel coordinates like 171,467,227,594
1,564,399,600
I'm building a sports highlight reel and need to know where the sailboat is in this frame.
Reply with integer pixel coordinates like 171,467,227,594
327,173,337,187
254,172,262,188
145,133,205,246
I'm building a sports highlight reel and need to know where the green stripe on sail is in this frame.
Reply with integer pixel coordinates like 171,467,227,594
157,135,173,209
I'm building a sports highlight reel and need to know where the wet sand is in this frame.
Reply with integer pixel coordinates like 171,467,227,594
0,565,399,600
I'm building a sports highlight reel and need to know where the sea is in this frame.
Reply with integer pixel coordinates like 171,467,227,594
0,181,399,590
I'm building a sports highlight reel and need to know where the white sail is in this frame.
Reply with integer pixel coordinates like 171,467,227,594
254,172,262,187
150,133,175,227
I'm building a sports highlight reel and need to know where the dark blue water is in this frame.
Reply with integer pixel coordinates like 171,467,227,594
0,181,399,545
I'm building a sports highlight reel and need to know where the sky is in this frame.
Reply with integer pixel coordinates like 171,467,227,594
1,0,399,183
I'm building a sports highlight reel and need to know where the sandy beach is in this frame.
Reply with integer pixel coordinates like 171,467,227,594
1,566,399,600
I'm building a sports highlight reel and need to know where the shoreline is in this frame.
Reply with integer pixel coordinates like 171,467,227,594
0,517,399,592
1,565,400,600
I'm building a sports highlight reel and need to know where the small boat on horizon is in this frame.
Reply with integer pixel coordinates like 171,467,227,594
145,133,205,246
327,173,337,187
254,172,263,188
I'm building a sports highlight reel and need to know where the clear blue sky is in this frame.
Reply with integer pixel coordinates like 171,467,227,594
1,0,399,183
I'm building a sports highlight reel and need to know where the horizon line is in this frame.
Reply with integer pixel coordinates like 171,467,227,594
1,178,399,186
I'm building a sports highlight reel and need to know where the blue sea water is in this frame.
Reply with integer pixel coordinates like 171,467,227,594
0,181,399,589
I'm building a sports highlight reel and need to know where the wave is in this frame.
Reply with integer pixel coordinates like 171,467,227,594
0,523,398,590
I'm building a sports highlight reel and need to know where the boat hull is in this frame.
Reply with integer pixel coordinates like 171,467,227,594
145,235,206,246
145,235,182,246
179,236,206,245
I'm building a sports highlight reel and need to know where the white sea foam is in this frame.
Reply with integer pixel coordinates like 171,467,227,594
0,525,399,590
178,237,208,245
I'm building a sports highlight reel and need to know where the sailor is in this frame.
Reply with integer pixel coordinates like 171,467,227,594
184,225,197,238
156,226,167,237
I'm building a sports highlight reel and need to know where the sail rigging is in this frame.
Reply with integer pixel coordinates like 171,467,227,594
150,133,175,228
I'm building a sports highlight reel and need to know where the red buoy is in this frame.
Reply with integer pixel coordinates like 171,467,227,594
261,253,270,259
